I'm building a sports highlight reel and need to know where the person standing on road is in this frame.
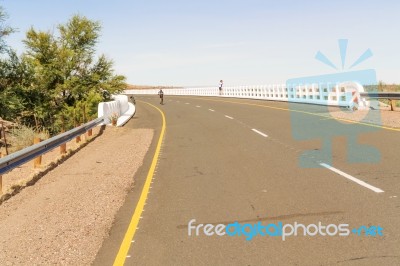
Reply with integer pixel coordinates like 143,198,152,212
219,80,223,95
158,88,164,105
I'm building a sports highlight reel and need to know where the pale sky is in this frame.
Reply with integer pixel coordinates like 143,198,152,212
2,0,400,86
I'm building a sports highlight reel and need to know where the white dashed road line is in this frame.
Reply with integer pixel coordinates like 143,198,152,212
319,163,384,193
209,109,215,112
251,129,268,137
196,105,201,108
225,115,233,119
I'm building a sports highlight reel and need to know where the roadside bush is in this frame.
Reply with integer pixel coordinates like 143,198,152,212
8,126,49,153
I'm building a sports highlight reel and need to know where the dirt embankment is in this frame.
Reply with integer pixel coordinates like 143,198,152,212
0,127,153,265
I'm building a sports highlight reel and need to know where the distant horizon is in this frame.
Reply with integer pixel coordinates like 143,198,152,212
3,0,400,86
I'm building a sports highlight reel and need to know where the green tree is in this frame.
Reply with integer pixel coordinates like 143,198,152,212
0,6,14,53
0,50,34,121
22,15,126,133
0,6,23,121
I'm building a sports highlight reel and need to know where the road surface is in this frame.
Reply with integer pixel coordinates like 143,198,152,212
94,95,400,265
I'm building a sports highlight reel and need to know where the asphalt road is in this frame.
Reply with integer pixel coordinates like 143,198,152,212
94,95,400,266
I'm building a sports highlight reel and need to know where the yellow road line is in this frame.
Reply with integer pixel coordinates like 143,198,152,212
180,96,400,132
320,117,335,121
113,101,166,266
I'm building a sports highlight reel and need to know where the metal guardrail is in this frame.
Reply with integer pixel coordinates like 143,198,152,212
0,117,104,175
360,92,400,100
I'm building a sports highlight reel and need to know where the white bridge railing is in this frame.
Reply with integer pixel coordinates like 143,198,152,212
125,82,371,110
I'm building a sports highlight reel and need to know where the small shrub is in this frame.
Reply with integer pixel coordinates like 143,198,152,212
108,112,119,125
8,126,49,153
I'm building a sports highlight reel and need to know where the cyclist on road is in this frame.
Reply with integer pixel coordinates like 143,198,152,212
158,88,164,105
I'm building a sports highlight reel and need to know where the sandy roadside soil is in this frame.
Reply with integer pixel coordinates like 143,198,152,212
1,127,103,195
0,127,153,265
329,108,400,128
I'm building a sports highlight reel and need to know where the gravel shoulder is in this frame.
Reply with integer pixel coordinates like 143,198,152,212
0,127,153,265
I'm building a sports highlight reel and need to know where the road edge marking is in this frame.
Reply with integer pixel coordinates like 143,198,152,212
252,128,268,137
113,101,166,266
320,163,384,193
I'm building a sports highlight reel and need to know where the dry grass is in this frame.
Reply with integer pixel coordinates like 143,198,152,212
7,126,49,153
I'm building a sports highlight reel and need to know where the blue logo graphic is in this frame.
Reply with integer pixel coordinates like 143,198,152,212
286,39,381,168
351,225,383,236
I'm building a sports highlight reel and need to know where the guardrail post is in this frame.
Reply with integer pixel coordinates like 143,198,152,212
88,128,92,137
33,137,42,168
1,122,9,155
390,100,395,111
76,126,81,143
60,130,66,155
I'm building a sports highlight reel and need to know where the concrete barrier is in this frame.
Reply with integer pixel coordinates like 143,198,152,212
98,95,136,126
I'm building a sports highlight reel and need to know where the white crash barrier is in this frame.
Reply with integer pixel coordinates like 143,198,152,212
125,82,369,109
98,95,136,126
